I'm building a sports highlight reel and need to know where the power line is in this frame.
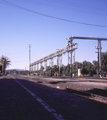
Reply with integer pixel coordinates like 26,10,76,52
25,0,107,16
1,0,107,28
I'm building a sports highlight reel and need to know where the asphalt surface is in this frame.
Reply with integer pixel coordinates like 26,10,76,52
1,76,107,120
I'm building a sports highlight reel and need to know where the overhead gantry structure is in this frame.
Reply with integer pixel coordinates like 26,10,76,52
30,36,107,77
69,36,107,75
30,40,78,75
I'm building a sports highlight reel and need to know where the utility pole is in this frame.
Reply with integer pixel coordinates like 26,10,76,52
29,44,31,75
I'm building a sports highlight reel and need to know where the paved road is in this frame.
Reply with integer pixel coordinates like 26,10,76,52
0,76,107,120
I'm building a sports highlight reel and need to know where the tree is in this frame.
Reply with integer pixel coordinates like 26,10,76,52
0,65,2,73
101,51,107,71
40,66,44,71
52,65,58,73
52,65,59,76
72,62,83,74
63,64,70,76
46,66,52,76
0,56,11,75
81,60,94,76
40,66,44,76
92,60,98,74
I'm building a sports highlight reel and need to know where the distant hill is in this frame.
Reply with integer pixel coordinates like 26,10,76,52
6,69,26,71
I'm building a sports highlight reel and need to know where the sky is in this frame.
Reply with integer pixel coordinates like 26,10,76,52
0,0,107,70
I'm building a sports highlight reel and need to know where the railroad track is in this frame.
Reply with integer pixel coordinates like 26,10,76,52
66,88,107,104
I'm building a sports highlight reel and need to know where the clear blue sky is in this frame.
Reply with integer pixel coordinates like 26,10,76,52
0,0,107,70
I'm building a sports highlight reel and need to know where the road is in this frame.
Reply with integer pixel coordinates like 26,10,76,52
0,76,107,120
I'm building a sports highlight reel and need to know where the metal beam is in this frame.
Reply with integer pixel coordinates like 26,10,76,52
69,36,107,41
30,44,77,66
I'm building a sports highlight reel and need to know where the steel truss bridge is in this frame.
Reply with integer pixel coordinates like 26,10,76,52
30,36,107,76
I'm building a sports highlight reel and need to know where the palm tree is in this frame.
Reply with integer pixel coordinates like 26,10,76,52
0,56,11,75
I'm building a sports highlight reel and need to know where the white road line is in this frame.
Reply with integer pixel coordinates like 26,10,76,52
12,77,64,120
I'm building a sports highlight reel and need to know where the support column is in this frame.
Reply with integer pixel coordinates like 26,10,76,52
59,55,60,76
60,55,62,67
37,64,39,71
30,66,32,72
73,50,75,74
67,39,70,65
57,55,60,76
33,65,35,73
40,62,42,69
45,61,47,70
50,58,53,67
53,58,54,67
49,59,51,67
34,65,36,73
98,40,102,72
35,64,37,71
57,56,59,66
29,66,31,75
68,51,69,65
32,66,33,72
70,39,73,77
